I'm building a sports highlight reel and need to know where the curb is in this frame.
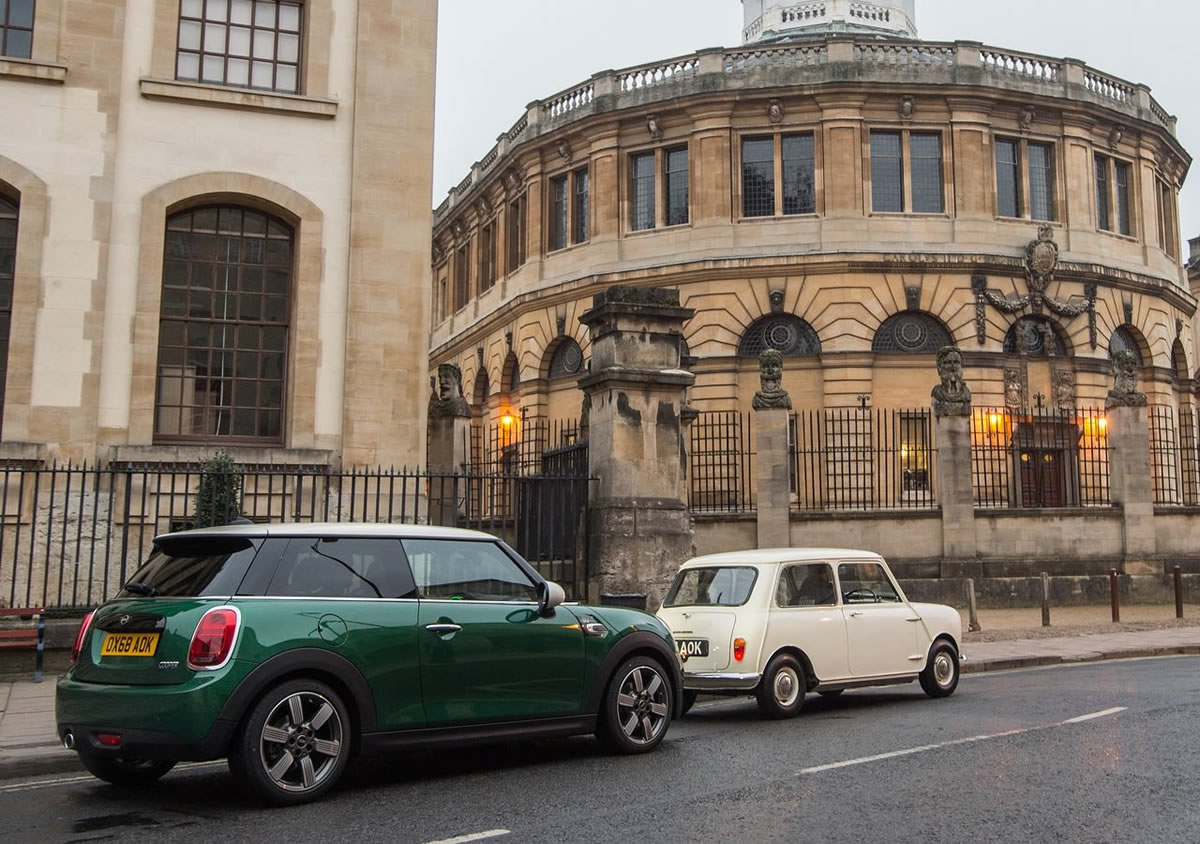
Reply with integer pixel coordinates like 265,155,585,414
0,748,81,781
961,644,1200,674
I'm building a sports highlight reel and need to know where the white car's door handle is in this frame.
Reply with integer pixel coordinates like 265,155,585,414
905,617,921,622
848,611,863,617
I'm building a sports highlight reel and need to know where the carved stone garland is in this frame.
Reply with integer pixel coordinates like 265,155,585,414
972,227,1097,349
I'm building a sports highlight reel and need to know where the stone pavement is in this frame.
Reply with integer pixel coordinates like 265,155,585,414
3,623,1200,781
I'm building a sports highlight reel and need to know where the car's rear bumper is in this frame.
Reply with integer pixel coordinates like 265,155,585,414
682,671,761,691
58,721,236,762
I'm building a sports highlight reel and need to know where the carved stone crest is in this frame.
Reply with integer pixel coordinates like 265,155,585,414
1019,106,1035,131
905,286,921,311
503,168,524,193
475,196,493,219
752,349,792,410
931,346,971,417
647,115,663,140
1025,225,1059,294
1106,349,1148,409
432,239,446,265
899,96,915,121
1004,365,1028,410
451,220,466,241
767,100,784,124
1108,125,1124,150
556,139,573,163
430,363,472,419
1052,366,1076,410
768,289,785,314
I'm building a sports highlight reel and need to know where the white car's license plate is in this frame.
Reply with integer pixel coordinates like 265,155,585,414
677,638,709,657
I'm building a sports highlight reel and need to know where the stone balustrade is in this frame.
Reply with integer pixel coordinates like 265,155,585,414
979,47,1060,81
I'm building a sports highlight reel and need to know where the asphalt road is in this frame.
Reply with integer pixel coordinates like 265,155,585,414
5,657,1200,843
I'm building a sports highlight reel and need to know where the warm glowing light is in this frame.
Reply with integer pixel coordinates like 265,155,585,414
988,413,1002,430
900,446,910,459
1098,417,1108,432
500,414,514,427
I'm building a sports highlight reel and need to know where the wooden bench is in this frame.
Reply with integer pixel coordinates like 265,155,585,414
0,608,45,682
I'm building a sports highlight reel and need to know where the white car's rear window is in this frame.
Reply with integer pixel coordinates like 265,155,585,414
663,566,758,607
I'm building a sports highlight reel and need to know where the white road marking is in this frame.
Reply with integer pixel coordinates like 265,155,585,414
1062,706,1127,724
0,760,224,794
422,831,510,844
798,707,1127,776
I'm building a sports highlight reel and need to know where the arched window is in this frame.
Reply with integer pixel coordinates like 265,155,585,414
502,352,520,394
0,195,15,435
1172,339,1187,380
549,338,584,380
871,313,952,354
1002,316,1069,357
155,206,292,442
1108,326,1144,367
738,315,821,357
472,369,489,409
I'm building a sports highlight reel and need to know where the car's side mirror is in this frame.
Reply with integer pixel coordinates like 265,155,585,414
537,580,566,617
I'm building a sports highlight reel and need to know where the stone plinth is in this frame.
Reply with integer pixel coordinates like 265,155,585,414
755,407,790,549
1108,404,1156,567
427,415,470,525
579,286,695,608
935,414,977,561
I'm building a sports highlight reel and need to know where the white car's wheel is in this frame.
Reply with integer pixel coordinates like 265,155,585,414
919,639,960,699
756,654,805,719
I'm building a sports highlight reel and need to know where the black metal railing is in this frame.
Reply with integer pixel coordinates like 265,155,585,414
1149,404,1200,506
971,407,1110,508
688,411,754,512
0,462,590,610
790,408,938,512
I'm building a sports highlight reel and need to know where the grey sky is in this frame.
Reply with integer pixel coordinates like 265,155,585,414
433,0,1199,253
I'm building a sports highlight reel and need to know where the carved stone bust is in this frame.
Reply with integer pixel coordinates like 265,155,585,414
1106,349,1148,409
931,346,972,417
430,363,472,419
752,349,792,410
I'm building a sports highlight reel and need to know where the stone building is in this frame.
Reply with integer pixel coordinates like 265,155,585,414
429,0,1197,594
0,0,437,469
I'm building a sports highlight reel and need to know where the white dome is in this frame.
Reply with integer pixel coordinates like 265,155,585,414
741,0,918,44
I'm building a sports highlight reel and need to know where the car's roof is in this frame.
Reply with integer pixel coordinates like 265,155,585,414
678,548,883,568
156,523,499,542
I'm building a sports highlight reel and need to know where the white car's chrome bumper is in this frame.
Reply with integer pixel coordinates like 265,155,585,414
683,671,761,691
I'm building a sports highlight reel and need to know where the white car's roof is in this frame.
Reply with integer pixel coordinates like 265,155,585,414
157,523,499,542
678,548,883,568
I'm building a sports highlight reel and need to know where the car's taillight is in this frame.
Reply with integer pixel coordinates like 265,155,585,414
188,607,240,670
733,638,746,662
71,611,95,665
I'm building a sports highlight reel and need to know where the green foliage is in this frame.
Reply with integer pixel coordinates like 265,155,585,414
194,451,243,528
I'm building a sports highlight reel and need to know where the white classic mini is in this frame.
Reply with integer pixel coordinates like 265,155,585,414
656,548,964,718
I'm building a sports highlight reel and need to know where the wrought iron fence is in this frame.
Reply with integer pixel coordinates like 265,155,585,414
971,407,1110,508
1149,404,1200,506
470,415,583,476
688,411,754,512
790,408,938,511
0,461,590,610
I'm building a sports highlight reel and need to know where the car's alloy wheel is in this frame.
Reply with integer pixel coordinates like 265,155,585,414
597,656,672,753
230,679,351,805
919,640,960,699
756,653,806,719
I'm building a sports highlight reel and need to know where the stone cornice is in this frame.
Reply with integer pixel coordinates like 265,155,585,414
139,78,338,119
0,56,67,84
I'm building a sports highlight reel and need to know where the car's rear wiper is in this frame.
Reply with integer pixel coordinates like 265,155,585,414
124,581,159,597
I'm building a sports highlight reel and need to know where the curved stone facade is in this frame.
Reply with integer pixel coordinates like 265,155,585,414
431,37,1192,431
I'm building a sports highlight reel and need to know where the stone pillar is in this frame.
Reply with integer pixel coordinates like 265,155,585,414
931,346,978,571
427,363,472,526
752,349,793,549
1107,350,1155,571
579,286,695,610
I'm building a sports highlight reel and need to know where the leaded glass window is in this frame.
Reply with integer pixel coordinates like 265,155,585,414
1003,316,1068,357
549,338,584,379
1,0,34,58
573,168,589,244
1095,153,1111,232
871,313,952,355
738,315,821,358
1029,143,1054,222
548,175,568,251
910,133,943,214
1109,326,1143,367
631,153,656,232
177,0,303,94
782,134,815,216
507,194,526,272
665,147,689,226
996,138,1020,218
1115,161,1132,236
0,196,15,435
478,221,496,293
870,131,903,213
156,206,291,442
742,138,775,218
454,244,468,310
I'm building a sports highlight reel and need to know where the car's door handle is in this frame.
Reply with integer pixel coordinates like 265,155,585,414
425,623,463,634
848,611,863,617
905,617,921,623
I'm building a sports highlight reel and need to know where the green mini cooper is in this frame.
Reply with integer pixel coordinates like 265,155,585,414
57,524,681,805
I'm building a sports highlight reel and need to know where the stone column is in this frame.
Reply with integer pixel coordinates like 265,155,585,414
1106,351,1155,572
931,347,978,571
579,286,695,610
427,364,472,526
752,350,792,549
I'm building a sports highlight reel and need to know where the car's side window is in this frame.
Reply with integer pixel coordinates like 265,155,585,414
775,563,838,607
837,562,900,604
401,539,537,602
264,538,416,598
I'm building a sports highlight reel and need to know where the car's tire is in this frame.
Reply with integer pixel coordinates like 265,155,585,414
817,689,844,698
919,639,960,699
679,689,698,716
229,679,352,806
756,654,806,719
77,750,175,786
596,655,673,754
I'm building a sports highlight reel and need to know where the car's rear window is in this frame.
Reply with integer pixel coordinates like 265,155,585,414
663,566,758,608
117,537,259,598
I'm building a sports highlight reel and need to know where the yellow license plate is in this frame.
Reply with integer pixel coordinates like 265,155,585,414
100,632,160,657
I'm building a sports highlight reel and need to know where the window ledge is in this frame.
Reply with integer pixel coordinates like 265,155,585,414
139,77,337,120
0,56,68,85
111,444,334,471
